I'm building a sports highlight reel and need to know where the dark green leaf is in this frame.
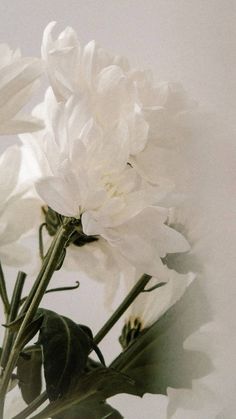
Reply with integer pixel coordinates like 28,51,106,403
3,312,25,331
111,280,213,396
52,360,124,418
37,309,103,401
53,400,123,419
42,207,64,237
30,366,134,419
17,345,42,404
17,314,44,349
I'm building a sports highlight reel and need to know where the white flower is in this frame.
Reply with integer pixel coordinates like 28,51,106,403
18,23,193,295
0,146,41,266
0,43,43,135
41,22,149,156
41,22,196,193
20,89,189,285
129,78,197,190
122,270,195,335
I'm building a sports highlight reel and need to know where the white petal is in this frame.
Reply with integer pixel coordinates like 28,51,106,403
96,65,134,125
0,145,21,202
81,40,111,89
0,242,31,266
128,110,149,155
0,58,43,124
42,22,81,101
0,115,44,135
36,176,80,217
0,197,41,246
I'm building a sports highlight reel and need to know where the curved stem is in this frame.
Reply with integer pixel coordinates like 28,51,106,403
19,281,80,305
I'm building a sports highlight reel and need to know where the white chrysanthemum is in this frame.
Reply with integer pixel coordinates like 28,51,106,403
18,23,194,293
20,89,189,284
41,22,196,193
0,43,43,135
122,270,195,334
41,22,151,158
0,146,41,266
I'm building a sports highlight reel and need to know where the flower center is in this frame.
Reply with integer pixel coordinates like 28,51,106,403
119,317,144,350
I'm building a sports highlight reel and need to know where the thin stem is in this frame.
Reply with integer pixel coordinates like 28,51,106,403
0,220,75,418
39,223,47,260
142,281,166,292
19,281,80,305
0,262,10,315
0,272,26,370
44,281,80,295
94,274,151,345
19,242,53,316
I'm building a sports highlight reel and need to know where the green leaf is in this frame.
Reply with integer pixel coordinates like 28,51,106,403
53,400,123,419
37,309,103,401
17,345,42,404
111,280,213,396
52,360,124,418
17,314,44,349
29,365,134,419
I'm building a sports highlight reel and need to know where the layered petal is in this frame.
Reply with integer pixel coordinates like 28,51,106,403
0,49,43,134
0,146,42,266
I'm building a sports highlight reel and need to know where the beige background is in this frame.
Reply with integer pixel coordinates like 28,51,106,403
0,1,236,418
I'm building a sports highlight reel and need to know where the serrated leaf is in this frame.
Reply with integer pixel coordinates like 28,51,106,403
111,280,213,396
17,345,42,404
37,309,100,401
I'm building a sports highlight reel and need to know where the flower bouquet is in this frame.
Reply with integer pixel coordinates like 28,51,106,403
0,23,211,419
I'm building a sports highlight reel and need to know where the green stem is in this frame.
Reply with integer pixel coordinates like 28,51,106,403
0,272,26,370
19,239,53,316
94,274,151,345
19,281,80,305
0,220,75,419
0,262,10,315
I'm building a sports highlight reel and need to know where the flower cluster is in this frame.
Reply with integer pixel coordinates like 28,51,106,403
0,22,197,328
18,23,194,309
0,22,210,419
